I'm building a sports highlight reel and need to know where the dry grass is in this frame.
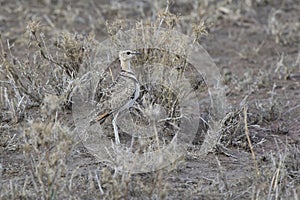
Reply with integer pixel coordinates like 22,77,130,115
0,0,299,199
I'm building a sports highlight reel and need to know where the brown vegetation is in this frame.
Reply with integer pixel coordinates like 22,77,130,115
0,0,299,199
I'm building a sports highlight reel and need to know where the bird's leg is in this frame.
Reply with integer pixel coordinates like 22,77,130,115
112,112,121,144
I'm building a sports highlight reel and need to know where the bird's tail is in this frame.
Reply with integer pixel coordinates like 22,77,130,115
89,112,112,126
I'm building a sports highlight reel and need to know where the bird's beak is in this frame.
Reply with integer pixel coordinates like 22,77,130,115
133,51,141,55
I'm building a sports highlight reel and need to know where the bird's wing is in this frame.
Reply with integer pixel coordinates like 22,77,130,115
90,73,136,125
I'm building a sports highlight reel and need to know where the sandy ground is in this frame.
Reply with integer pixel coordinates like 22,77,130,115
0,0,299,199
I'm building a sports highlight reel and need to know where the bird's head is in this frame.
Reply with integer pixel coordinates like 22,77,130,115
119,50,140,62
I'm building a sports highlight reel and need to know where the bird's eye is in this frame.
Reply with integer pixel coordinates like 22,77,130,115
126,51,131,55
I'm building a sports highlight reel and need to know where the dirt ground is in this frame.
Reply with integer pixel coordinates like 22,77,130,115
0,0,299,199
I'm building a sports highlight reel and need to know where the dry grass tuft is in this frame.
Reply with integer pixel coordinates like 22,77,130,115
22,120,74,199
0,0,299,199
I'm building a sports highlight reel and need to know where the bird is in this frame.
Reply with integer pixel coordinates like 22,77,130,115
90,50,141,144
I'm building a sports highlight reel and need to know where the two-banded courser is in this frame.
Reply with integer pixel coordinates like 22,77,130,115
90,50,141,144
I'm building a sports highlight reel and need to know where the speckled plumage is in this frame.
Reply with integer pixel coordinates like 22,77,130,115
93,70,139,123
90,50,140,144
